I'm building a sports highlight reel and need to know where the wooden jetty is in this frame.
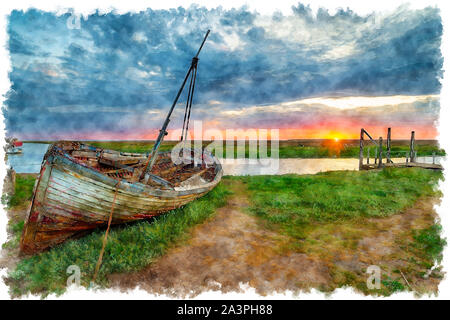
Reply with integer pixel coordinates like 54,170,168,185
359,128,443,171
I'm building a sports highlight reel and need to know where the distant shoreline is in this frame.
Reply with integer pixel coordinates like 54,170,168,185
22,139,441,143
15,140,445,159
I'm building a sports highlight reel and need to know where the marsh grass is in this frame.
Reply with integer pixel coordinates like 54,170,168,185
242,168,441,230
83,141,445,159
238,168,444,295
7,183,231,297
89,141,172,153
2,174,35,209
2,221,24,250
411,224,446,266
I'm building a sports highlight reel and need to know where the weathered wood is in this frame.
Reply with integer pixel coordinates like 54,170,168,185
410,131,416,163
360,127,441,172
175,168,208,187
378,137,383,168
20,141,223,254
366,147,370,164
374,147,378,164
72,151,97,158
99,153,141,166
386,127,392,163
359,128,364,170
361,161,442,170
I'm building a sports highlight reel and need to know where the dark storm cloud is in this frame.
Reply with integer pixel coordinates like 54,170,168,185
3,4,443,138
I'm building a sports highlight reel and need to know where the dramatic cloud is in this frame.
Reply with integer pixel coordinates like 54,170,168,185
3,4,443,139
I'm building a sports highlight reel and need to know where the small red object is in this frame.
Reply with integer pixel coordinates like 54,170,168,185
13,141,23,147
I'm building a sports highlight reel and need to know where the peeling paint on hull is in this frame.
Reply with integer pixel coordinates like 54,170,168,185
20,143,223,254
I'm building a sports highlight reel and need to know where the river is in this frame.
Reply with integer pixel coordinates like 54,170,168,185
5,143,444,175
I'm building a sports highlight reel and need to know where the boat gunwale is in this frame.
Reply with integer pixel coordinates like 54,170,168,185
46,142,223,198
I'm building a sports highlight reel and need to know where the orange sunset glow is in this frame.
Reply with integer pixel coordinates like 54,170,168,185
14,94,440,141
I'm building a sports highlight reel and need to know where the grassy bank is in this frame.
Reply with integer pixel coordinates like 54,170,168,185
3,168,445,297
2,174,35,209
28,140,445,159
240,168,442,226
233,167,444,295
6,180,231,297
91,141,446,158
280,144,445,158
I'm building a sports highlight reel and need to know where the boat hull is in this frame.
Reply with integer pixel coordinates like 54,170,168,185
20,147,222,254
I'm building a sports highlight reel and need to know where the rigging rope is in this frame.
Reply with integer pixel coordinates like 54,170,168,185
184,64,198,142
180,58,198,142
92,179,121,284
181,66,194,141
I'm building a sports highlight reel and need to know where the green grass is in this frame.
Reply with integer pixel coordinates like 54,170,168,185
4,168,444,297
2,174,36,208
235,167,444,295
340,145,445,159
2,221,24,250
69,141,446,159
88,141,173,154
412,224,446,265
381,278,406,293
7,183,231,297
240,168,442,238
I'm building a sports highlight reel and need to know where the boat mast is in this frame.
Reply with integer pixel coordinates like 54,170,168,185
141,30,210,180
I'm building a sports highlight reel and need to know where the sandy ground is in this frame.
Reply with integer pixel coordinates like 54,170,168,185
109,186,331,296
109,183,442,297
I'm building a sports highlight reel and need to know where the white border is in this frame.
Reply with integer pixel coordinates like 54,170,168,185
0,0,449,300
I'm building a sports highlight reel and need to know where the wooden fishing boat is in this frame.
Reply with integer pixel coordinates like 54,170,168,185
20,30,222,254
20,142,222,254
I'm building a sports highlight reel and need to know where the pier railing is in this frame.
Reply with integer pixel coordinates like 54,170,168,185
359,128,442,171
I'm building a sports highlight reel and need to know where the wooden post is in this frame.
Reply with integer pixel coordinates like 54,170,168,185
375,147,378,164
387,127,391,163
378,137,383,168
432,151,436,164
359,128,364,170
366,147,370,164
409,131,415,163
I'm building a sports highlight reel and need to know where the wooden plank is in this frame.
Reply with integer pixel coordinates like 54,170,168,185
387,127,392,163
51,168,188,207
72,151,98,158
363,162,442,170
410,131,416,163
359,128,364,170
20,162,53,254
378,137,383,168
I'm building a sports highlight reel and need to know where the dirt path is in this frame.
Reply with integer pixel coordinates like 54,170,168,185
109,180,442,296
109,182,331,296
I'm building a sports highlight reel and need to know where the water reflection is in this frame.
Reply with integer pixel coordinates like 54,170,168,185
5,143,443,176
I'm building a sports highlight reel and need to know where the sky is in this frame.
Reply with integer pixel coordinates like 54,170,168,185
3,3,443,140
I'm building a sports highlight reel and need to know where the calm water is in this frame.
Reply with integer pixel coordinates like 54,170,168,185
5,143,443,175
6,143,50,173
